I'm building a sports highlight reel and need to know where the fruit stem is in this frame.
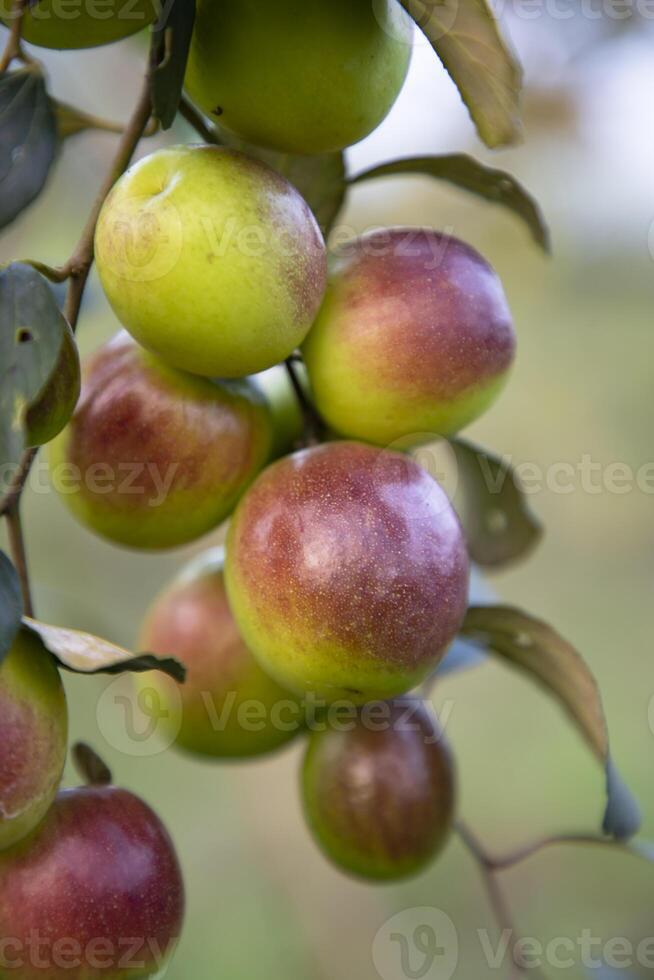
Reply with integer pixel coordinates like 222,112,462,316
0,0,31,73
456,820,549,979
73,742,113,787
5,500,33,617
285,357,326,446
179,95,221,144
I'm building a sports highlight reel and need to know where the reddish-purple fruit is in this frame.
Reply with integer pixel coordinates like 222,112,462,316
0,786,185,979
0,630,68,851
49,333,273,550
303,229,516,446
138,549,304,758
225,442,470,703
302,699,455,880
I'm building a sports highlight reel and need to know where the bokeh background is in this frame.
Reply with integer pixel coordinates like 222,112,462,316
1,11,653,979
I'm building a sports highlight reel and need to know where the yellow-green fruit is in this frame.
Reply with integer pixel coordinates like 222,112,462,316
138,549,304,758
95,145,327,378
0,630,68,851
184,0,413,155
302,699,455,881
303,229,516,447
49,332,274,550
25,320,80,448
4,0,158,49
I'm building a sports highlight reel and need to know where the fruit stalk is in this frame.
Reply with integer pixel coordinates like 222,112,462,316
4,501,32,616
0,0,29,73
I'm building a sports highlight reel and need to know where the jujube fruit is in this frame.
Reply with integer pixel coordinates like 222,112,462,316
303,229,516,446
184,0,413,155
0,630,68,852
3,0,158,49
0,786,184,979
25,319,80,449
225,441,470,704
95,145,327,378
138,549,304,758
302,699,455,880
49,332,273,550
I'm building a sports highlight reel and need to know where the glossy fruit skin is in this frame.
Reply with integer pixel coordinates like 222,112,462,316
0,786,184,979
303,229,516,446
95,145,327,378
138,549,304,758
4,0,157,49
49,332,273,550
225,442,469,704
184,0,413,155
25,320,80,449
0,630,68,852
302,699,455,880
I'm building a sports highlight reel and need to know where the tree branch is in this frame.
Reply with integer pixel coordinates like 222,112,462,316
5,501,33,617
0,0,30,73
285,357,325,446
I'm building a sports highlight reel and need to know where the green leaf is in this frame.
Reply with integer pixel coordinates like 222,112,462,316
22,618,186,683
351,154,549,251
399,0,522,148
0,552,22,666
152,0,197,130
0,67,58,229
460,605,642,840
0,263,76,468
450,438,543,568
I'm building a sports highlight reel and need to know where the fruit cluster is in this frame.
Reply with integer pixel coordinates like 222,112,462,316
0,2,519,976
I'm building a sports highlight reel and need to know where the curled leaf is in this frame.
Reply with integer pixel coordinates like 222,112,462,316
0,67,57,229
451,438,543,569
23,618,186,683
351,154,549,251
399,0,522,148
460,605,642,840
0,552,22,665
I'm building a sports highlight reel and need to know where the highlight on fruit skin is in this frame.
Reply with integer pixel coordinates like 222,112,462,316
302,699,456,881
2,0,158,49
138,548,305,759
49,332,274,551
0,785,185,980
303,228,516,447
95,145,328,379
0,630,68,852
184,0,413,155
225,441,470,705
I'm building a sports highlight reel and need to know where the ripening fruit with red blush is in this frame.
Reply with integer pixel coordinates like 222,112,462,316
303,229,516,446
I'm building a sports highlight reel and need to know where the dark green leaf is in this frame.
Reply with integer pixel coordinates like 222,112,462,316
351,154,549,251
399,0,522,148
73,742,113,786
0,67,57,229
0,551,22,666
450,438,543,568
22,618,186,683
0,263,76,469
460,605,642,840
152,0,197,129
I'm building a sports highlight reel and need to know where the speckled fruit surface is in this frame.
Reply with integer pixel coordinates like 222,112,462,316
0,786,184,979
0,630,68,852
303,229,516,446
302,699,455,880
49,333,274,550
139,549,304,758
95,146,327,378
225,442,470,703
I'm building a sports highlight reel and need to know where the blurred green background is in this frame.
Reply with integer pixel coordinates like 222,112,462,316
1,15,653,980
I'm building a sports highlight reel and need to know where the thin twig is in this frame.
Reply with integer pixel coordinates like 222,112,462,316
1,35,160,604
179,94,220,143
285,357,325,446
483,832,631,872
0,0,30,73
456,820,548,980
5,502,33,616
